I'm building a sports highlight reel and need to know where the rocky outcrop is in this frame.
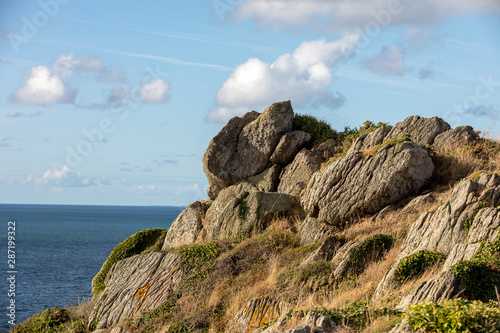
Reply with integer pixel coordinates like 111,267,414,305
347,116,450,154
89,252,184,330
375,173,500,305
270,131,312,165
300,235,348,267
301,142,434,225
433,126,478,148
385,116,450,146
277,150,321,195
203,101,294,199
162,201,210,249
227,297,290,333
205,182,300,240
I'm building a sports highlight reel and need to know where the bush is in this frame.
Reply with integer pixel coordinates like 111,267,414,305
397,250,447,283
12,307,70,333
405,299,500,333
346,234,394,276
92,228,168,295
452,261,500,302
292,114,338,144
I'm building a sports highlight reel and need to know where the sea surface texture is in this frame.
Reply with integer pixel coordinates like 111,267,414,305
0,204,182,332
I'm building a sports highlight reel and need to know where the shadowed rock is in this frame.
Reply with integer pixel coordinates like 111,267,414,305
278,150,321,195
270,130,312,165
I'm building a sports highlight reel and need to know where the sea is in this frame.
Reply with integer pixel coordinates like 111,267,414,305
0,204,183,332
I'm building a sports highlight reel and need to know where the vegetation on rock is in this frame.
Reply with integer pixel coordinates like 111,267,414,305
397,250,447,283
92,228,168,295
346,234,394,277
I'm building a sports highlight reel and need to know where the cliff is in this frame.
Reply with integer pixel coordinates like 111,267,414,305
13,101,500,333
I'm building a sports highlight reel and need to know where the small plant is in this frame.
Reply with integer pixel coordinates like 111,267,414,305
372,134,411,154
397,250,447,283
11,307,70,333
452,261,500,302
405,299,500,332
346,234,394,276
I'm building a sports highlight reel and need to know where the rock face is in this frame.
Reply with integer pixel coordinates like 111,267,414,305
205,182,299,240
248,165,282,192
277,150,321,195
347,116,450,154
301,142,434,225
162,201,210,249
270,131,312,165
227,297,290,333
299,217,336,245
89,252,184,330
433,125,478,148
374,173,500,306
385,116,450,146
203,101,294,199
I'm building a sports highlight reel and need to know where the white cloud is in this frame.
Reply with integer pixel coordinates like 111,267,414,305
96,68,127,83
232,0,500,33
364,45,405,76
136,78,171,104
52,53,105,78
34,165,91,187
11,66,75,104
207,36,358,123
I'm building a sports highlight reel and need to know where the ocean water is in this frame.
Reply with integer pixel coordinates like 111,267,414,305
0,204,183,332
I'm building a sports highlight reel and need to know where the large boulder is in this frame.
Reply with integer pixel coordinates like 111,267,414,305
205,182,300,240
270,130,312,165
162,201,210,249
277,150,321,195
347,126,391,155
203,101,294,199
301,142,434,225
248,165,282,192
88,252,184,330
299,216,336,245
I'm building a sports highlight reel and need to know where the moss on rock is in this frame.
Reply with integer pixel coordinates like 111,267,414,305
92,228,168,296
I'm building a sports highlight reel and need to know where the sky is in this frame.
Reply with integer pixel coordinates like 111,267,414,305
0,0,499,206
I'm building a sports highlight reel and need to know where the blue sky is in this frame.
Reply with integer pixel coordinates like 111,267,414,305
0,0,499,206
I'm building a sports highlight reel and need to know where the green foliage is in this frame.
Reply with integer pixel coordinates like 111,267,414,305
451,235,500,301
452,261,500,302
397,250,447,283
177,242,220,281
297,261,332,282
11,307,71,333
292,114,338,144
93,228,168,295
136,301,177,327
405,299,500,333
346,234,394,276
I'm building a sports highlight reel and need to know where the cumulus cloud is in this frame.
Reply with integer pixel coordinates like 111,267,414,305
107,85,132,108
364,45,406,76
34,165,91,187
232,0,500,33
207,36,358,123
465,105,499,119
136,78,171,104
11,66,76,104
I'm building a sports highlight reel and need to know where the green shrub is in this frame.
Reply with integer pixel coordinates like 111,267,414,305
452,261,500,302
92,228,168,295
346,234,394,276
451,235,500,302
405,299,500,333
292,114,338,144
12,307,70,333
397,250,447,283
373,134,411,153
